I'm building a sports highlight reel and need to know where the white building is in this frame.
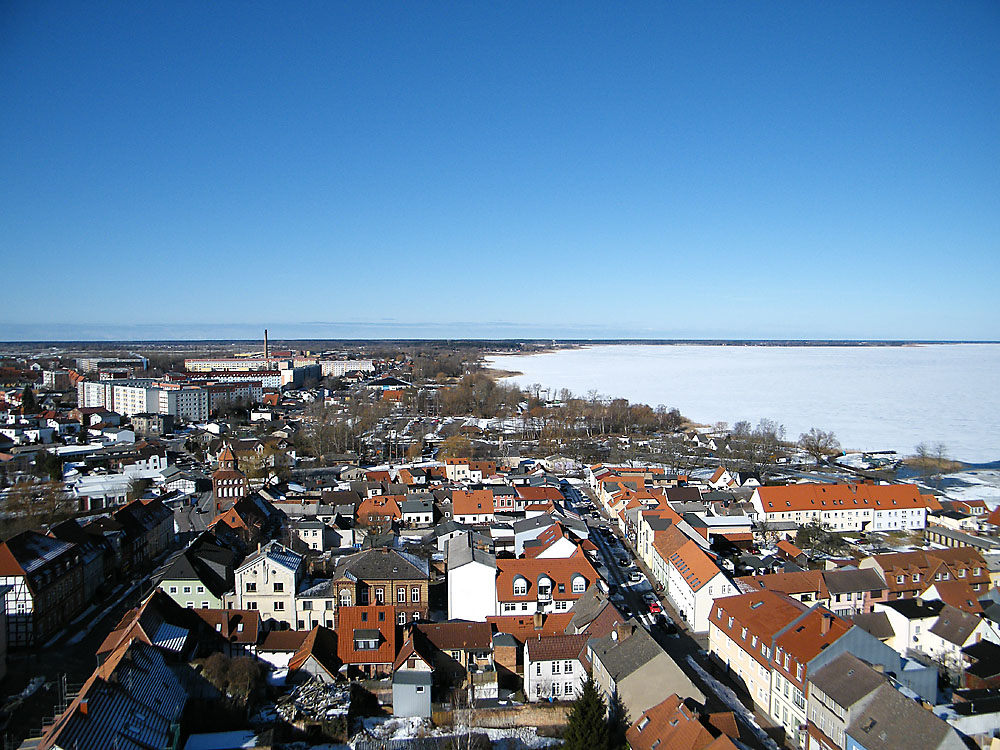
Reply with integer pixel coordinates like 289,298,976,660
524,634,588,702
446,533,497,622
750,483,933,532
229,542,304,628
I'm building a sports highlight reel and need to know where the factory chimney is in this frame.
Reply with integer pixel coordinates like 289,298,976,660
264,328,269,359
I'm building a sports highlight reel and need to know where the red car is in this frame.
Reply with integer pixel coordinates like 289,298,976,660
647,599,662,614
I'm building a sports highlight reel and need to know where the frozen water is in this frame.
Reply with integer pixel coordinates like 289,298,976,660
486,344,1000,463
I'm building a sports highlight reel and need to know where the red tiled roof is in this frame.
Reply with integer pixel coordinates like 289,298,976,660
452,489,494,516
336,605,398,665
755,483,933,513
496,557,598,602
525,633,588,661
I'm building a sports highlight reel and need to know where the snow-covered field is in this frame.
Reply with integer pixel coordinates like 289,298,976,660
486,344,1000,463
929,470,1000,507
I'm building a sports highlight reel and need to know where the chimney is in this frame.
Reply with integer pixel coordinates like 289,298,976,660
264,328,269,359
533,612,544,630
821,613,832,635
79,698,89,716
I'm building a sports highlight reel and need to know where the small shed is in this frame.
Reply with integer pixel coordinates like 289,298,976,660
393,670,432,718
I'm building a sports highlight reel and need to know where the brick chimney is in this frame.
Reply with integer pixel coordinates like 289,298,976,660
820,613,832,635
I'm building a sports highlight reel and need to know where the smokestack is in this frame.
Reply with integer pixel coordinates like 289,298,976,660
821,613,832,635
264,329,269,359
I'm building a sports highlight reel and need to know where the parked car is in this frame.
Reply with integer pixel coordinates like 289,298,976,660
620,604,633,618
629,569,643,583
647,599,662,614
618,557,629,567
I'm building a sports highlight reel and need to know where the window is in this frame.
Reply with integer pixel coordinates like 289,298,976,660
416,686,425,693
411,587,420,602
302,601,313,610
274,601,284,611
340,590,351,606
273,582,284,593
912,574,919,582
741,627,748,640
572,577,586,594
397,588,407,603
536,663,542,676
247,601,257,610
565,681,574,695
552,683,561,696
168,586,177,594
326,601,334,610
375,587,385,604
896,575,904,584
514,578,528,596
197,586,205,593
361,612,368,622
398,611,407,624
552,661,561,674
564,660,573,673
974,567,982,576
183,586,192,594
378,611,385,622
751,635,758,648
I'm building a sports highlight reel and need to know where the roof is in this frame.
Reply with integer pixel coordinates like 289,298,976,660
414,621,493,651
260,630,309,653
755,483,935,513
333,547,429,582
626,694,740,750
522,634,586,666
495,556,598,602
850,612,895,640
486,613,576,643
336,605,398,665
236,541,303,575
846,683,960,750
452,489,495,516
288,625,342,679
928,603,981,646
668,540,724,592
822,567,886,595
807,652,886,707
736,570,828,598
193,609,260,644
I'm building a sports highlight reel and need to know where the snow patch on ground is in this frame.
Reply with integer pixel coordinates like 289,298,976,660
685,655,779,750
361,716,437,741
480,727,560,749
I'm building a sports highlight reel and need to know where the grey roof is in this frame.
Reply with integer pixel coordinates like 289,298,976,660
850,612,895,640
928,603,980,646
401,499,433,514
237,541,303,574
394,669,433,686
589,623,663,681
846,683,962,750
512,514,556,534
823,567,886,594
566,585,616,633
446,532,496,571
808,653,886,707
333,547,430,581
421,519,472,542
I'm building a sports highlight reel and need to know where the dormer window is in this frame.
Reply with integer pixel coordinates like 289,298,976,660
513,577,528,596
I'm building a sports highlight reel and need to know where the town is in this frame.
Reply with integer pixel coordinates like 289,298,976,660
0,339,997,750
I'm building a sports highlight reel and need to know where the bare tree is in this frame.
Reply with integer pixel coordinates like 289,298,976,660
798,428,841,464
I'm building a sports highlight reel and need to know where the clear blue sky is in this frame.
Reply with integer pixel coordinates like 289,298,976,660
2,2,998,341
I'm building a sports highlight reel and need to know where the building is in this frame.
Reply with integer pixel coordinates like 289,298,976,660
806,653,888,750
157,533,237,610
750,483,936,532
626,694,744,750
446,531,497,622
495,556,598,617
230,542,304,628
859,547,990,601
845,682,967,750
589,620,705,719
0,531,85,647
524,633,588,702
212,443,249,513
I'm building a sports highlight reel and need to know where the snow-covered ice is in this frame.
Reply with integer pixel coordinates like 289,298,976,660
486,344,1000,463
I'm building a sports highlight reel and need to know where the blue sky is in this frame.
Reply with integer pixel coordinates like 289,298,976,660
2,2,998,341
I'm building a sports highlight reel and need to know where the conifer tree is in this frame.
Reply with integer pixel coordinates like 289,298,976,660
21,385,36,413
608,690,631,750
563,675,609,750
